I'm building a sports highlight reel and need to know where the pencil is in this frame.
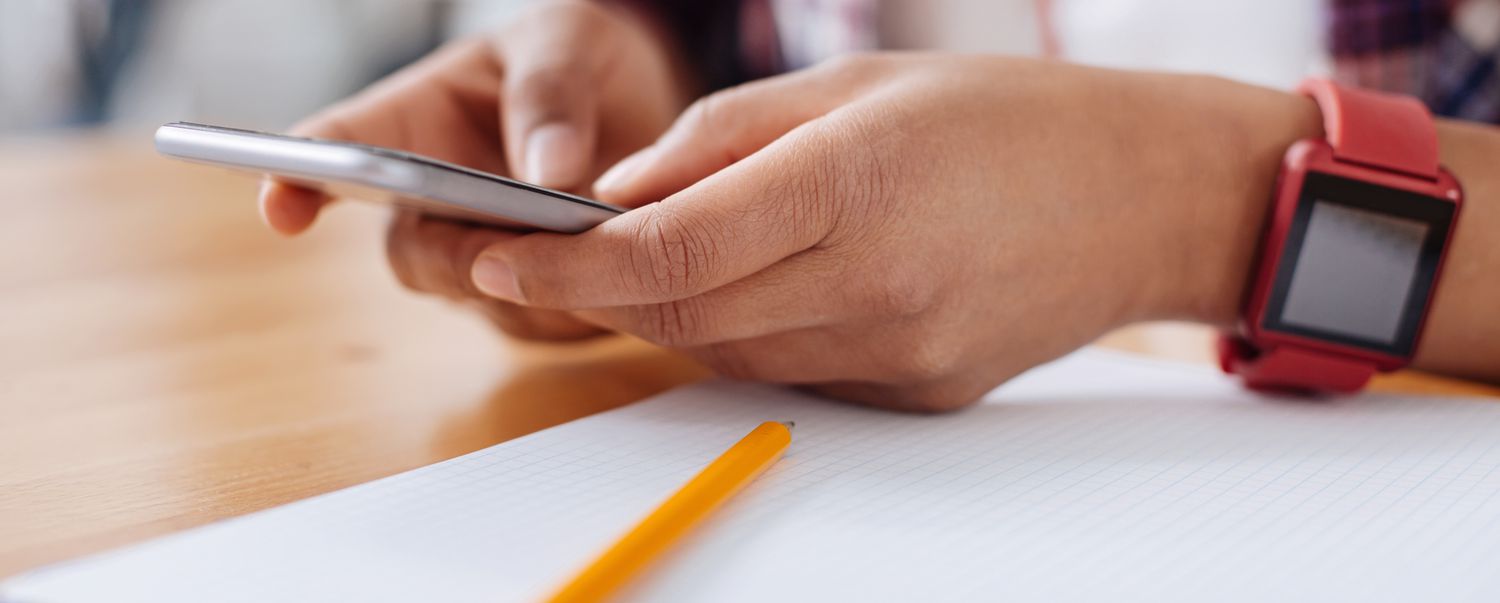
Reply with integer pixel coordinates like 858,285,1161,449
546,420,794,603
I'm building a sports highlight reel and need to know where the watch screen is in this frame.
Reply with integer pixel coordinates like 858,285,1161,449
1278,202,1428,344
1261,172,1455,356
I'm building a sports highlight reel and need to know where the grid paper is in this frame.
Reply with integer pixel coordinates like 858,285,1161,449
5,349,1500,602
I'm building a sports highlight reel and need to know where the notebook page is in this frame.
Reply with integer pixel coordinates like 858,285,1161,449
5,349,1500,602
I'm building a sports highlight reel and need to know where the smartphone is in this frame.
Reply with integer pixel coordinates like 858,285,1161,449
153,121,624,233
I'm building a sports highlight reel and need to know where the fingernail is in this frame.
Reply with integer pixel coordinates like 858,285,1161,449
524,123,583,188
473,254,523,302
594,147,652,195
256,180,273,218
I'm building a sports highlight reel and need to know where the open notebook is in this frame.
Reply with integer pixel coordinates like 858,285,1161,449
6,349,1500,602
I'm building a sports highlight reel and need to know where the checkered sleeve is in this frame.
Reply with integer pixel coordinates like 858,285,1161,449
631,0,1500,123
619,0,879,90
615,0,786,91
1328,0,1500,123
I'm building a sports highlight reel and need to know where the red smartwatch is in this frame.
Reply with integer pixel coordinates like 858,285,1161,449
1219,78,1462,394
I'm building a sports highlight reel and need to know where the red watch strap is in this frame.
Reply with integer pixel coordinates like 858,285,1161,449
1297,79,1440,179
1222,79,1441,394
1218,335,1375,394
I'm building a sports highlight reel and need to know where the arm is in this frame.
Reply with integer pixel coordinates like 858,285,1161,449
1167,92,1500,384
1085,81,1500,385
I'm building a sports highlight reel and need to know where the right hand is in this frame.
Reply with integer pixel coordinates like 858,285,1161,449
465,55,1317,410
258,0,695,340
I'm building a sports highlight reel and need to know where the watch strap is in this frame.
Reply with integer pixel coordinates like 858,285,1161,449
1297,78,1440,179
1218,334,1375,393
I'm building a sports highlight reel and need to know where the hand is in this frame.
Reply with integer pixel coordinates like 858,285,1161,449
466,53,1322,410
258,0,695,341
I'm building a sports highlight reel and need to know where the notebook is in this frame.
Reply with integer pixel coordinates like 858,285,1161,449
5,349,1500,602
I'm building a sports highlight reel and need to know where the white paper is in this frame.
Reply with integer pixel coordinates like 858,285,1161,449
6,349,1500,602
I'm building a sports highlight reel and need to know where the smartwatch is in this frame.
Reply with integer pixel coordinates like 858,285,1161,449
1219,78,1462,394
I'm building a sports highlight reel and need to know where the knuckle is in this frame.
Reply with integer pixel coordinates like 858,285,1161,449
625,205,724,299
821,52,880,75
874,266,939,318
758,136,836,232
680,88,739,136
833,111,897,212
679,96,714,130
890,337,962,383
777,115,893,236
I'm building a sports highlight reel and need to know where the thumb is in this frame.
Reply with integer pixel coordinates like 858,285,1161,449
497,4,635,190
501,58,601,190
593,56,877,206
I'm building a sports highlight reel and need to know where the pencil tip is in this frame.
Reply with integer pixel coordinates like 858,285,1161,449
779,420,795,431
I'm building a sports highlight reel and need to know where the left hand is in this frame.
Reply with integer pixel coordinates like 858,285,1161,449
467,53,1320,411
257,1,697,342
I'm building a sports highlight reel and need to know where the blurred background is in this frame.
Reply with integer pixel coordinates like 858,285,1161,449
0,0,531,133
0,0,1322,135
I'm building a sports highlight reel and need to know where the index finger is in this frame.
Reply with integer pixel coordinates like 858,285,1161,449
470,114,866,310
258,38,505,235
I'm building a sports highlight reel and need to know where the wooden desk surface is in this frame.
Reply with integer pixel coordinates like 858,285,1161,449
1,134,1495,578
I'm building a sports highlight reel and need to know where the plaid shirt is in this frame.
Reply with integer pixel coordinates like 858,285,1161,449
1331,0,1500,122
641,0,1500,124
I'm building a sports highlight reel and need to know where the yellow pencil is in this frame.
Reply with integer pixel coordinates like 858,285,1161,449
546,421,794,603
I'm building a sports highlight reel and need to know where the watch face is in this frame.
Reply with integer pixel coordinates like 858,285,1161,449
1261,171,1455,356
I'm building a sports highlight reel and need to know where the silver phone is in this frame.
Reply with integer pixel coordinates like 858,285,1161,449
153,121,624,233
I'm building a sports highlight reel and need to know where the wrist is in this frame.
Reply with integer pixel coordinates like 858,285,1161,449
1146,76,1323,328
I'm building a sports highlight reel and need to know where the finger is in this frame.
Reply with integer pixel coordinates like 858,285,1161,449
571,248,921,347
593,55,882,206
685,320,961,386
496,6,615,189
684,328,995,412
258,179,330,235
471,114,860,310
259,39,505,235
804,375,1000,413
386,210,607,341
467,298,609,342
387,210,522,300
680,326,887,384
291,38,503,156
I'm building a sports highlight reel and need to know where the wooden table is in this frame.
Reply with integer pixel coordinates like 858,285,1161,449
1,134,1494,578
